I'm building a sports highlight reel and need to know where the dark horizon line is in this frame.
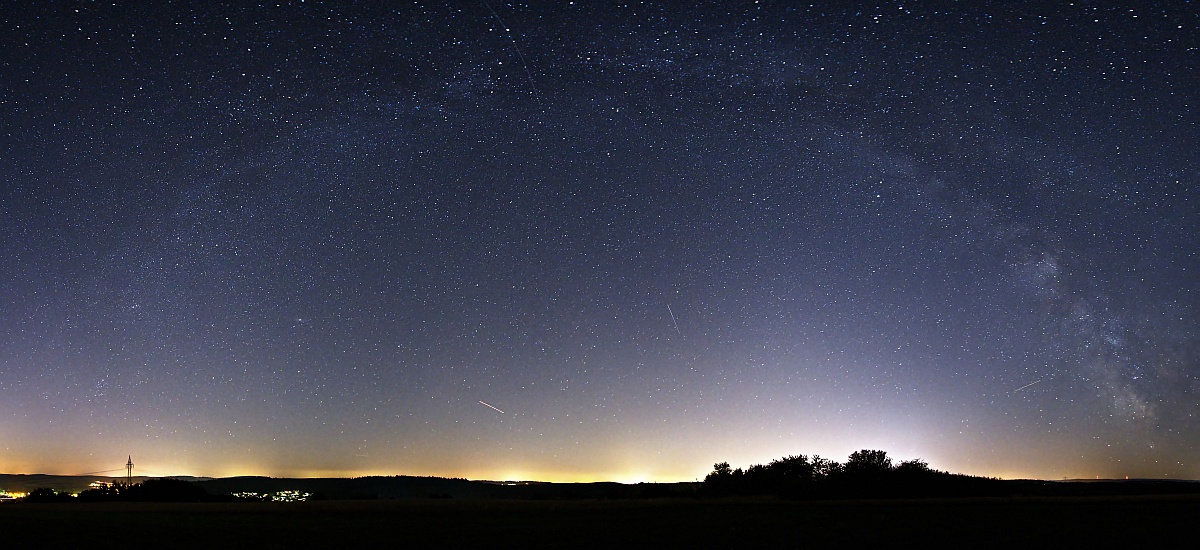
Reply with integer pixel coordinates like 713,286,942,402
4,472,1199,484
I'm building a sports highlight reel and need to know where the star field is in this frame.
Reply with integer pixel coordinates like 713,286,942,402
1,2,1197,481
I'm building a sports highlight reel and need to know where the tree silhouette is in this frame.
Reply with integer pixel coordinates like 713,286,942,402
699,449,1002,499
77,482,124,502
810,455,842,481
836,450,894,497
704,455,842,496
76,479,212,502
711,462,732,477
843,450,892,478
769,455,814,482
895,458,932,474
24,487,74,503
703,462,735,495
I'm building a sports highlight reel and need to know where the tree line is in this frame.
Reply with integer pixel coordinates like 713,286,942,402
23,478,234,503
703,449,1004,499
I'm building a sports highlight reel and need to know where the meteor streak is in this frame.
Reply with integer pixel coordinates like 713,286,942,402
478,400,505,414
1011,379,1042,393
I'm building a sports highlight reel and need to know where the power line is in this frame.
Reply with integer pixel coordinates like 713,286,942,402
70,469,126,476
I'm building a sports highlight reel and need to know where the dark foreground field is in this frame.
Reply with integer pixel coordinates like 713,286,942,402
4,494,1197,548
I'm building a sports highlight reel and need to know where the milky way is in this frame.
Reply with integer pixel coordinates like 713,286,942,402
1,2,1196,481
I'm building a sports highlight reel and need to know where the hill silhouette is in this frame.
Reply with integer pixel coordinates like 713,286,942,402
7,449,1200,503
701,449,1200,499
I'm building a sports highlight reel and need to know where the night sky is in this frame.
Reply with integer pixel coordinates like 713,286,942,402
2,2,1197,482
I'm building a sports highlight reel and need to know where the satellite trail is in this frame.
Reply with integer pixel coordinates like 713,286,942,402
667,304,681,335
1011,379,1042,393
479,400,505,414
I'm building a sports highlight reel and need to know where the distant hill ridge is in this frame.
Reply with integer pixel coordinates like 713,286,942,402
0,473,695,500
4,473,1199,501
0,474,212,494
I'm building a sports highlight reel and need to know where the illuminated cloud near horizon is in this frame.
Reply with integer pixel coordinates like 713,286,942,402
0,2,1197,481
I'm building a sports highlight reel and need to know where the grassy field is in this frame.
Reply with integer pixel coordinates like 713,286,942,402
3,494,1197,548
